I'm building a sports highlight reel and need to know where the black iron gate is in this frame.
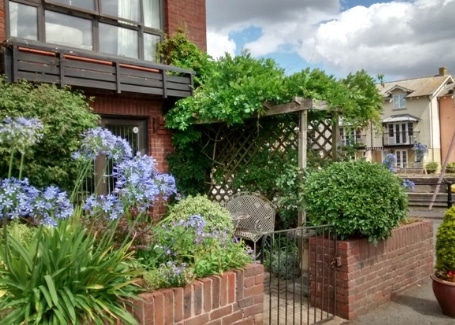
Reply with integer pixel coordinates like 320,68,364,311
259,225,337,325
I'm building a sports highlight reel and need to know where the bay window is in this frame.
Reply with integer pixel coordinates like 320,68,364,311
7,0,163,61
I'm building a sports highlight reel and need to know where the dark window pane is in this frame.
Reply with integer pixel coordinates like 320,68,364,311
45,11,92,49
143,0,161,29
144,33,160,61
9,2,38,40
101,0,140,22
48,0,95,11
99,23,138,58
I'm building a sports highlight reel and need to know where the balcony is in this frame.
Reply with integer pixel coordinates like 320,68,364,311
1,38,194,98
338,134,367,148
383,131,420,146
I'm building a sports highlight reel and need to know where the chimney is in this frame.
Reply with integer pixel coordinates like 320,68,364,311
439,66,448,76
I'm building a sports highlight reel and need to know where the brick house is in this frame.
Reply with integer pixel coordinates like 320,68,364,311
0,0,206,174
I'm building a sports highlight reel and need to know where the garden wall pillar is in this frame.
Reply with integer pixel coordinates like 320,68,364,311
310,220,434,320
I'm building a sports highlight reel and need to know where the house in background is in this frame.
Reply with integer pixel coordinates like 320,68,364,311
0,0,206,174
362,67,454,171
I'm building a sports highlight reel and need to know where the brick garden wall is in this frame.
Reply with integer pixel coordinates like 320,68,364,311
310,220,434,320
130,263,264,325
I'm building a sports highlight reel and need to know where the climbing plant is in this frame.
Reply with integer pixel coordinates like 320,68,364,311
159,32,384,226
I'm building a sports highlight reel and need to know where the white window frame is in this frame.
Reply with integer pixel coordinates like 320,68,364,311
395,150,408,168
387,122,413,145
393,94,406,109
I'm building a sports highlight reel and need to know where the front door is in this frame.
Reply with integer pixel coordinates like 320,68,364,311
94,118,147,195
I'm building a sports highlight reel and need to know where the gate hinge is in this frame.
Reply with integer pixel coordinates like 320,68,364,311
331,257,342,268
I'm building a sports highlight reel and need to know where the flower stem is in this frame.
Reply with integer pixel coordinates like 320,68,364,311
8,151,14,178
18,152,25,180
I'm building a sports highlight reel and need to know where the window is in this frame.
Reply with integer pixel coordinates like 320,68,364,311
386,122,414,145
45,11,92,50
339,127,361,146
7,0,163,61
395,150,408,168
393,94,406,109
9,2,38,40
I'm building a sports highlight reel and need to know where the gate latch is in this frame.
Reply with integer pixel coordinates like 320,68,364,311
331,257,342,268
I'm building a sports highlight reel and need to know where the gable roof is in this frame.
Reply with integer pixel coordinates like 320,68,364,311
377,74,453,99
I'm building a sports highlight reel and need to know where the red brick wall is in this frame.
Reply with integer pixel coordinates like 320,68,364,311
0,0,206,51
0,0,4,40
310,220,434,320
165,0,207,51
130,263,264,324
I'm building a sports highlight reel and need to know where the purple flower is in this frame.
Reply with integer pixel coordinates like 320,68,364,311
383,153,397,173
0,117,43,153
111,153,177,212
0,177,72,224
72,127,132,162
83,193,124,220
402,179,415,192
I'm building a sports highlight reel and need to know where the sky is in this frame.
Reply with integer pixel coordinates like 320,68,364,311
206,0,455,81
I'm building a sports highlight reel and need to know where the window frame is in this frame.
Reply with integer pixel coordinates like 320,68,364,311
6,0,164,61
386,122,414,145
393,94,407,109
395,150,408,168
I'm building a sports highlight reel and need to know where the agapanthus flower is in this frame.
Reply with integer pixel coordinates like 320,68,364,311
383,153,397,173
0,178,72,225
0,178,38,219
0,117,43,153
402,179,415,192
33,186,73,220
83,193,124,220
112,153,177,212
72,127,132,162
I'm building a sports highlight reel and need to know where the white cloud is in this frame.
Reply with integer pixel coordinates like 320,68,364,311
207,31,236,59
206,0,455,79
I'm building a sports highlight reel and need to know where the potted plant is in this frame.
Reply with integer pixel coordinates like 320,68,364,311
432,206,455,318
446,162,455,174
425,162,438,174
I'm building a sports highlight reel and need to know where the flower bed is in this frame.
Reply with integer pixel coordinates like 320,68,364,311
129,263,264,324
309,220,434,320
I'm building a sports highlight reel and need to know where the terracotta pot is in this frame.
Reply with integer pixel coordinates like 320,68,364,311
431,274,455,318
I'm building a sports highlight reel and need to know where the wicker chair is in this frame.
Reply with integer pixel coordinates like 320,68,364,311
224,192,276,257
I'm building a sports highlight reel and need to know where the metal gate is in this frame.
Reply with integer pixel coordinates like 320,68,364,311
259,225,337,325
81,118,147,196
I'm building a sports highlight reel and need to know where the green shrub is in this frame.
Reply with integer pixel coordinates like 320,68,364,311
164,194,234,234
144,214,252,289
435,207,455,280
264,238,300,280
0,221,36,246
0,219,142,325
302,160,408,243
425,161,438,173
0,78,99,190
446,162,455,173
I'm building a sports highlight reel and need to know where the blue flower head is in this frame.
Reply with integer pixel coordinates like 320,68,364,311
0,117,44,153
72,127,133,162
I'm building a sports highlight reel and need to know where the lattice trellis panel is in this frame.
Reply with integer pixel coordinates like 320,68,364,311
202,113,336,203
308,118,336,159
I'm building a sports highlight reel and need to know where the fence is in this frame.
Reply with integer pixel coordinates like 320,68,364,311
407,180,453,209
